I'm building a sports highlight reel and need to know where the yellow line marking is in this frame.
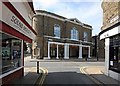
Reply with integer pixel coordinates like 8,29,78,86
38,67,48,86
80,66,103,85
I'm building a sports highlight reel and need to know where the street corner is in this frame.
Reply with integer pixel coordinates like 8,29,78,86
80,66,104,75
80,66,104,85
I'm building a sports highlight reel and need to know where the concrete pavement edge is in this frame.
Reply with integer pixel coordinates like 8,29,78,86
80,66,104,85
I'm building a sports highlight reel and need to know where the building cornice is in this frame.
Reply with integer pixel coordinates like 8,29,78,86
33,10,92,30
44,35,93,45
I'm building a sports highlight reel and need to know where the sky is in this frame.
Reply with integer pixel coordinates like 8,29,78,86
33,0,103,36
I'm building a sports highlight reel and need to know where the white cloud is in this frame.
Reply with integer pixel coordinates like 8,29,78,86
33,0,103,36
34,0,59,8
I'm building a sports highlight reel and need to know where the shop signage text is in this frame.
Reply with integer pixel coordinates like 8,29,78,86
11,15,31,34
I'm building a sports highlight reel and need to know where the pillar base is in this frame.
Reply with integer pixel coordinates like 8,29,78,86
88,56,91,58
78,57,82,59
44,57,50,60
64,57,69,59
56,57,59,59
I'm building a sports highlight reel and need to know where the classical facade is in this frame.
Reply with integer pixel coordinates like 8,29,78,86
0,0,36,85
100,1,120,81
32,10,92,60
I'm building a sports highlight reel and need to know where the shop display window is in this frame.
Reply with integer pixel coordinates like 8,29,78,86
1,32,22,74
109,34,120,73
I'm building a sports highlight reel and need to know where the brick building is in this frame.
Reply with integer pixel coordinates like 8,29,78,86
32,10,92,60
100,0,120,81
92,35,105,60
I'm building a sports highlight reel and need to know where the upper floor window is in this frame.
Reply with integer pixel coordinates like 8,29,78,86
54,24,60,38
83,32,88,41
71,27,79,40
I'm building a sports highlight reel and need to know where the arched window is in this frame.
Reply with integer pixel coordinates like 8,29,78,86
54,24,60,38
71,27,79,40
84,32,88,41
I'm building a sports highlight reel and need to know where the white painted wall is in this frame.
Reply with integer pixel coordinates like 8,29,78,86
100,26,119,40
9,0,33,26
105,38,109,76
1,4,36,40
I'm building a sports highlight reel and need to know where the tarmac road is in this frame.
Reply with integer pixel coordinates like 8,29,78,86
40,61,104,85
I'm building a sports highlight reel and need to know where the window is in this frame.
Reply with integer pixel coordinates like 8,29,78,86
84,32,88,41
54,24,60,38
71,27,78,40
109,34,120,73
1,33,22,74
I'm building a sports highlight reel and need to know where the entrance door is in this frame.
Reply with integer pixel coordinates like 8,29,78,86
50,44,57,59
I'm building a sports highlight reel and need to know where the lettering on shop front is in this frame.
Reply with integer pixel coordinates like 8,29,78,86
11,16,23,29
11,15,31,34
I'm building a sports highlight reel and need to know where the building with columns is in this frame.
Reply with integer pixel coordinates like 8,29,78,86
32,10,92,60
100,0,120,81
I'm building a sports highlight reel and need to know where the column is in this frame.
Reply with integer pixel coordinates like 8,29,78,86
56,44,59,59
48,43,50,59
78,46,82,58
88,46,91,58
64,43,69,59
105,38,110,76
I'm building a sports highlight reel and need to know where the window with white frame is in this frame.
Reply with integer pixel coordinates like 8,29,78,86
54,24,60,38
83,32,88,41
71,27,79,40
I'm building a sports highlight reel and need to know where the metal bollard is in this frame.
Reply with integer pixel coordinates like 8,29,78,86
37,61,39,74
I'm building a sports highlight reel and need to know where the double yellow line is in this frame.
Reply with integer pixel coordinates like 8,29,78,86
37,67,48,86
80,66,103,85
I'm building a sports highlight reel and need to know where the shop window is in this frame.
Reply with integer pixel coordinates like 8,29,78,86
109,34,120,73
71,27,79,40
54,24,60,38
2,33,22,74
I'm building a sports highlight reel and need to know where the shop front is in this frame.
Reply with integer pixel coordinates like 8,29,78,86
109,34,120,73
0,1,36,85
100,22,120,81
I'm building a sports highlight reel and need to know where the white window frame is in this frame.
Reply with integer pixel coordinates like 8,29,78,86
84,32,88,41
54,24,60,38
71,27,79,40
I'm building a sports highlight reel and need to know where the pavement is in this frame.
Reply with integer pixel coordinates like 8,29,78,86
81,66,120,85
9,56,44,86
40,58,105,62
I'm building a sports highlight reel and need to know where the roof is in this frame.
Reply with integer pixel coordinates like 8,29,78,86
69,18,82,23
35,10,66,19
35,10,92,29
28,0,36,14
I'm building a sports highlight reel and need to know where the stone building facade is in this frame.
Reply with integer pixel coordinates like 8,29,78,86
32,10,92,60
100,0,120,81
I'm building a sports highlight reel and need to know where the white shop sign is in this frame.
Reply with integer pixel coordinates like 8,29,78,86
2,4,36,40
100,26,120,40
